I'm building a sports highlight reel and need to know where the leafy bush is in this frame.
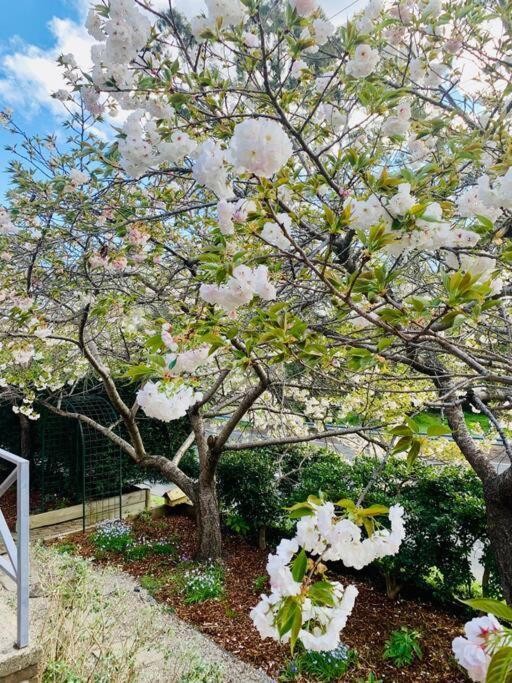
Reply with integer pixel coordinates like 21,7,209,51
174,562,224,604
281,644,356,682
298,644,357,681
207,444,498,604
124,541,176,562
383,627,422,667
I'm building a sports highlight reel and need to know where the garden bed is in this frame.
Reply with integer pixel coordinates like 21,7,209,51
52,511,468,682
2,487,148,531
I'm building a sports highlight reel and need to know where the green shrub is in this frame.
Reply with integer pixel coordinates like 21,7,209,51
140,574,168,595
253,575,268,593
124,541,176,562
298,644,357,681
288,453,496,603
205,443,498,604
91,519,134,553
281,644,357,682
383,627,422,667
174,562,224,604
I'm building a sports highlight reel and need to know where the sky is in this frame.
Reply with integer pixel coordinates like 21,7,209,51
0,0,365,194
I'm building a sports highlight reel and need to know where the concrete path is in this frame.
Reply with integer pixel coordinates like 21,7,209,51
0,549,273,683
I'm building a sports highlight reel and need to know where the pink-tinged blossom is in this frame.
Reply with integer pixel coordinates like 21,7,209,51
229,119,293,178
345,44,379,78
288,0,318,17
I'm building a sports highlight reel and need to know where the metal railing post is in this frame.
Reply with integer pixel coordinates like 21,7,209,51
16,458,29,648
0,448,30,648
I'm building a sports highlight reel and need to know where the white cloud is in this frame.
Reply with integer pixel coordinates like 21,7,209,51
0,16,94,119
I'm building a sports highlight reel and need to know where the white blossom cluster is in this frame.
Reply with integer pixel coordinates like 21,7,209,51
296,501,405,568
452,614,511,682
346,168,512,256
0,208,15,234
118,111,197,178
216,199,255,236
200,265,276,313
229,119,293,178
192,140,232,198
190,0,246,41
345,44,379,78
161,330,212,376
87,0,151,91
260,213,292,250
251,502,405,652
136,381,203,422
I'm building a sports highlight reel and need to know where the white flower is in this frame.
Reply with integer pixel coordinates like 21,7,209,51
299,583,358,651
388,183,416,216
289,0,318,17
205,0,246,25
68,168,89,187
85,8,105,41
291,60,308,78
345,44,379,78
382,99,411,137
267,538,302,596
243,32,259,48
345,195,390,230
320,104,347,131
166,345,211,375
311,19,335,46
250,594,282,640
160,132,197,164
192,140,231,198
229,119,293,178
200,264,276,313
190,15,215,41
452,638,489,682
452,615,504,682
260,213,292,250
137,381,202,422
0,208,15,234
217,200,236,235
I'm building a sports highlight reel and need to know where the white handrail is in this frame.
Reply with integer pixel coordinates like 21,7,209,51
0,448,29,648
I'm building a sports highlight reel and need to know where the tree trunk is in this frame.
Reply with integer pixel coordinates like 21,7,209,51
195,475,222,561
258,526,267,550
19,414,32,458
384,571,402,600
484,491,512,604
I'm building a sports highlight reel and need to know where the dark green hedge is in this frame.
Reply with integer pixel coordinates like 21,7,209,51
182,444,499,604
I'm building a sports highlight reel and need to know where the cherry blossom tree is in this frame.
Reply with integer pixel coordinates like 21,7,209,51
1,0,512,613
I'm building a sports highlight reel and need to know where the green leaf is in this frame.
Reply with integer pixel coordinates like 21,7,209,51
486,647,512,683
462,599,512,624
358,504,389,517
336,498,355,510
308,580,335,607
291,549,308,583
407,439,421,468
426,424,449,436
290,604,303,654
276,597,301,639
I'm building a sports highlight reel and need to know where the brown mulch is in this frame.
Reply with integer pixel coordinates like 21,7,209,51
54,512,467,682
2,488,44,529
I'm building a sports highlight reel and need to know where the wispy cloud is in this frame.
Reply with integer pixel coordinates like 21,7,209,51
0,16,94,119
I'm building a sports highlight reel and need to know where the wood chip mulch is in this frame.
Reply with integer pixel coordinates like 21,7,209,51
55,512,468,682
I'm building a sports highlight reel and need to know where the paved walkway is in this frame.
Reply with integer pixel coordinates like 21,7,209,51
0,549,273,683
